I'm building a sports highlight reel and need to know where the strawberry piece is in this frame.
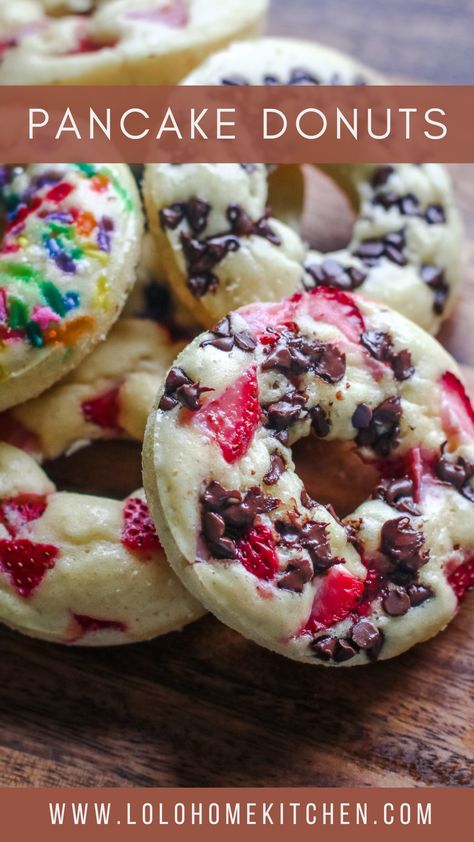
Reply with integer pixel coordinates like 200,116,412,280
303,566,365,633
0,539,58,597
194,366,260,464
305,287,365,344
0,494,47,537
239,289,365,345
448,557,474,602
81,386,121,430
73,614,127,636
440,371,474,440
122,498,161,553
235,522,279,581
127,0,188,26
239,300,298,338
354,566,386,617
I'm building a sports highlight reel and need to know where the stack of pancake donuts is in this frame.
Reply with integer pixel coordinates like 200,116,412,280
0,7,472,665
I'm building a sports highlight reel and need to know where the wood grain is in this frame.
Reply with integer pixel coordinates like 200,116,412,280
1,3,473,789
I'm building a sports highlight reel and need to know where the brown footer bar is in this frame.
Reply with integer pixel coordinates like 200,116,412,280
0,787,470,841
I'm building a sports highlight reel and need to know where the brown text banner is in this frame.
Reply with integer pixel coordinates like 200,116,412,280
0,787,470,841
0,85,473,163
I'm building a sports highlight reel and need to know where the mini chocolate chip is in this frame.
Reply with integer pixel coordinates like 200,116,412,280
289,68,320,85
305,260,366,292
262,345,294,373
399,194,420,216
188,272,218,297
201,334,235,352
202,481,242,511
383,586,411,616
436,454,468,489
374,476,419,515
425,204,446,225
381,516,424,567
277,558,314,592
227,204,255,236
214,316,232,336
407,583,433,606
333,639,359,662
212,536,238,559
160,203,185,230
314,344,346,383
361,330,414,382
371,166,394,188
356,397,402,457
203,511,226,544
158,393,178,411
164,366,191,393
176,382,212,411
351,619,382,650
355,240,385,261
264,454,286,486
384,243,407,266
374,191,399,210
352,403,373,429
420,264,450,315
385,231,405,248
311,405,331,438
311,636,337,661
391,349,415,381
366,631,385,662
300,520,336,573
361,329,392,361
186,197,210,234
221,75,249,86
234,331,257,352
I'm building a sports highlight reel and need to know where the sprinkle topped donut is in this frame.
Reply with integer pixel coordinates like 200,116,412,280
0,0,268,85
143,289,474,665
0,163,143,410
144,37,463,334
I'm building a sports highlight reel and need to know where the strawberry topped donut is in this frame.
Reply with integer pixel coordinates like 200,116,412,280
146,38,462,334
0,443,204,645
0,163,143,411
0,315,204,645
0,0,268,85
143,288,474,665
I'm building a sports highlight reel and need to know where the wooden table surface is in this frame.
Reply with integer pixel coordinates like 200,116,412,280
1,1,473,788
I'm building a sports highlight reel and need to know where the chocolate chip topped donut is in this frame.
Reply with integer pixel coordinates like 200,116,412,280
144,38,463,334
0,0,268,85
143,289,474,665
144,163,306,328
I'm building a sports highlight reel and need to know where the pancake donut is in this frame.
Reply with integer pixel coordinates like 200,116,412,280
0,319,204,645
143,288,474,665
0,319,183,459
0,0,268,85
144,38,462,334
0,163,143,411
144,162,307,329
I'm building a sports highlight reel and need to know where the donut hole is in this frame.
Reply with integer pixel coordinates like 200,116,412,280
292,435,380,519
45,440,142,499
301,165,357,252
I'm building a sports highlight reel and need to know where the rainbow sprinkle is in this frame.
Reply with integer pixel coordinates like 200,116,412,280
0,164,131,355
